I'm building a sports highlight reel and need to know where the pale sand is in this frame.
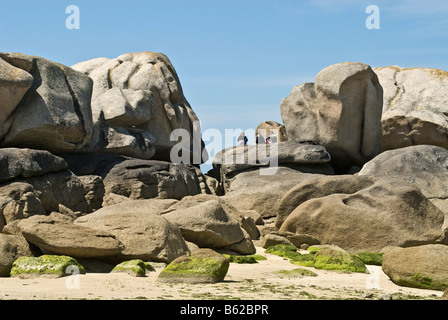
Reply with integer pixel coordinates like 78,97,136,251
0,247,442,300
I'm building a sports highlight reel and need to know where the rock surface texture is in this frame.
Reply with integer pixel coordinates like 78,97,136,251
375,66,448,151
278,175,447,253
281,62,383,172
72,52,207,163
0,52,93,153
1,53,448,296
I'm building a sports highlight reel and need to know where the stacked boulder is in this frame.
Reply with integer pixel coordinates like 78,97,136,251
2,52,448,292
210,61,448,292
269,62,448,292
0,51,241,281
375,66,448,152
280,62,384,173
71,52,206,162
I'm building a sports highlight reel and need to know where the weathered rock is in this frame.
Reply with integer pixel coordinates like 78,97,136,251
0,52,93,153
162,194,259,245
62,154,204,201
103,159,202,200
222,230,256,255
157,249,229,284
10,255,86,279
262,233,295,248
17,215,124,258
256,121,288,142
281,62,383,172
0,182,46,218
0,148,68,183
442,288,448,300
162,200,246,249
262,231,320,249
382,244,448,291
0,57,34,128
72,52,207,163
89,197,178,215
111,259,148,277
359,145,448,230
94,125,156,160
74,204,189,263
213,142,332,183
0,196,24,231
221,167,330,218
374,66,448,151
77,175,105,210
279,175,447,253
25,170,91,213
358,145,448,198
95,87,154,127
0,234,35,277
276,174,376,229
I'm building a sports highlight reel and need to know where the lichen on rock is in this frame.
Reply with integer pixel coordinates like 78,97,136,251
157,249,229,284
10,255,86,278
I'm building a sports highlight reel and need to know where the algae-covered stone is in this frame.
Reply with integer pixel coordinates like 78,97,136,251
111,259,147,277
223,254,265,264
354,252,384,266
157,249,229,284
382,244,448,291
10,255,86,278
313,248,367,273
265,244,298,257
289,254,315,267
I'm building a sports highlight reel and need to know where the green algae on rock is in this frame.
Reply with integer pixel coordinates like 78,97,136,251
382,245,448,291
354,252,384,266
265,244,367,273
223,254,266,264
157,249,229,284
10,255,86,278
313,249,367,273
265,244,298,257
111,259,148,277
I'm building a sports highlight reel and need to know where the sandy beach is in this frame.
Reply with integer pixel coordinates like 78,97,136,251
0,247,442,301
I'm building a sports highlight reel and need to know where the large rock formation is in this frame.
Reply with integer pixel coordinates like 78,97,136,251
278,175,447,253
0,234,35,276
255,121,288,143
0,57,34,129
375,66,448,151
281,62,383,172
74,204,190,263
16,214,124,258
72,52,207,163
63,154,204,202
382,245,448,291
161,195,256,254
214,141,332,183
0,53,94,153
212,141,334,218
359,145,448,229
0,148,90,219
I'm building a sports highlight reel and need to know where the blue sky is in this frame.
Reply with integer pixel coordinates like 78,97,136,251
1,0,448,170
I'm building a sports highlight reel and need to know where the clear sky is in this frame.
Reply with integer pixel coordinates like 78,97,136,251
1,0,448,171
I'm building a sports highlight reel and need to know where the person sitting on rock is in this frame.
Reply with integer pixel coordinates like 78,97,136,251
238,132,248,146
